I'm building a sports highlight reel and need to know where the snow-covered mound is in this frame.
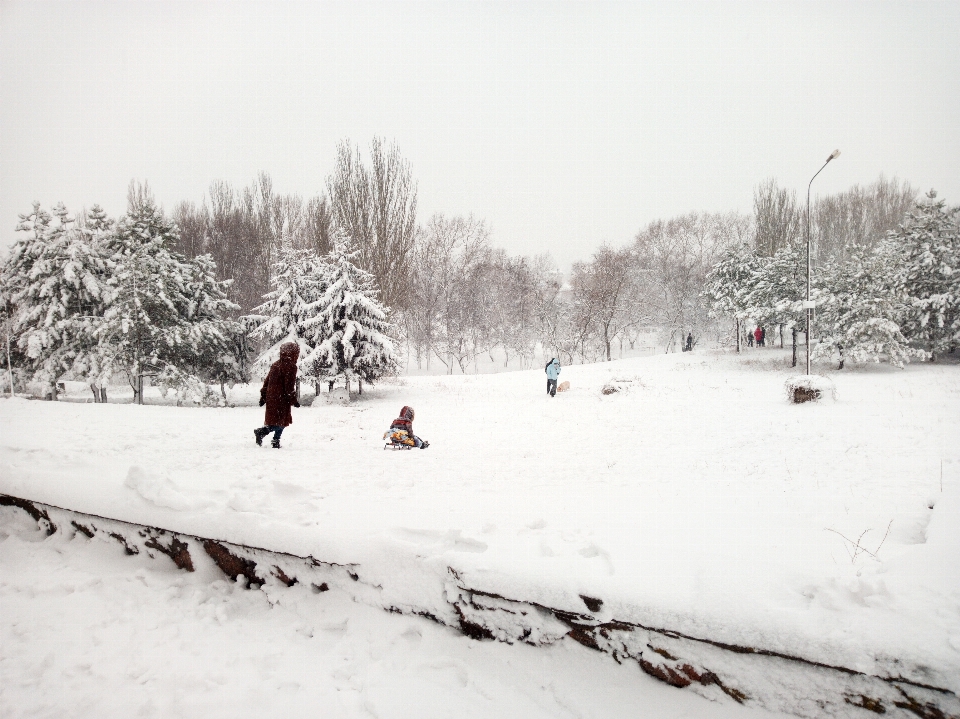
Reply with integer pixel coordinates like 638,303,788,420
1,349,958,708
1,501,795,719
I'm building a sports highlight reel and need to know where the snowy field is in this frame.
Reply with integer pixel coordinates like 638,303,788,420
1,348,958,718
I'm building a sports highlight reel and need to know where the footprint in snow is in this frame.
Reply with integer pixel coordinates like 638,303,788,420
391,528,488,554
578,543,615,575
271,480,311,497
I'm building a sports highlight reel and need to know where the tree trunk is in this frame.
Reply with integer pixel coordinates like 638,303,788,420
791,328,798,368
358,378,362,395
100,386,108,403
779,323,784,349
736,318,741,353
220,381,227,400
5,312,14,397
90,384,100,403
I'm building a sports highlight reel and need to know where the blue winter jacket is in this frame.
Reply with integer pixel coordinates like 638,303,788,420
545,359,561,380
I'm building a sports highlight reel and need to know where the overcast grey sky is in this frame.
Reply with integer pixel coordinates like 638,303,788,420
1,1,958,269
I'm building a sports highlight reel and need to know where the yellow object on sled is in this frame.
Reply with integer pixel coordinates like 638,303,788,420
384,429,416,446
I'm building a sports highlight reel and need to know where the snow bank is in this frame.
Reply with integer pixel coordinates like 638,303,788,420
3,504,792,719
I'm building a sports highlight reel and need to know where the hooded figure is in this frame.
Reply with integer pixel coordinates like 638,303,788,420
545,358,560,397
387,405,429,449
254,341,300,448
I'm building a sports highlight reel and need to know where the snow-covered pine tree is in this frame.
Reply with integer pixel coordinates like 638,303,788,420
702,244,761,352
812,245,925,368
99,192,240,403
245,244,328,384
304,235,398,395
72,204,116,401
744,244,807,362
0,202,110,399
1,204,52,376
889,190,960,359
82,204,114,235
166,252,246,403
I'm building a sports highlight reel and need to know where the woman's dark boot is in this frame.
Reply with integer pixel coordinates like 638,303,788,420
254,427,268,445
271,438,281,449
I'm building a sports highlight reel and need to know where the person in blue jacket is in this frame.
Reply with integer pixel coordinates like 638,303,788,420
545,358,561,397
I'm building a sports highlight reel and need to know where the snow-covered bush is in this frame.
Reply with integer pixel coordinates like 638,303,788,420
784,374,836,404
154,366,221,407
0,368,28,395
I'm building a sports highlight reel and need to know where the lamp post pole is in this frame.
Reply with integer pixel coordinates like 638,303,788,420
805,149,840,375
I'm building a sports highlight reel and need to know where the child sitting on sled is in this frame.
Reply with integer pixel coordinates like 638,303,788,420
384,405,429,449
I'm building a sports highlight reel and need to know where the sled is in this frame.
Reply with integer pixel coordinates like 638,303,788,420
383,429,416,450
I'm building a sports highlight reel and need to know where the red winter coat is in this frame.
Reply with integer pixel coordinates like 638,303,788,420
261,342,300,427
754,327,762,344
389,406,415,437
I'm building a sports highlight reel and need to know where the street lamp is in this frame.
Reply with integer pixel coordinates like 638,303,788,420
805,149,840,375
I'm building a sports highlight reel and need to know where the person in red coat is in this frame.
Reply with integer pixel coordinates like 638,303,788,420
254,341,300,448
754,326,763,348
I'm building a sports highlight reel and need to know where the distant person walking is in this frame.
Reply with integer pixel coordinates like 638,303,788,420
545,358,561,397
684,332,693,352
760,326,766,347
754,326,762,348
747,329,754,347
254,341,300,449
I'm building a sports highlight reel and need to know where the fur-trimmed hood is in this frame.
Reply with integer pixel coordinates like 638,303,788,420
279,341,300,363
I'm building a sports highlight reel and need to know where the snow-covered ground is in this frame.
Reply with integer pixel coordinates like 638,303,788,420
1,348,958,717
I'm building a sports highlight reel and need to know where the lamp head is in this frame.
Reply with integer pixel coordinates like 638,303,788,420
827,149,841,162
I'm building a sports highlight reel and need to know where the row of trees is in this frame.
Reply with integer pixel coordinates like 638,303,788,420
1,186,398,401
162,139,930,371
752,175,917,260
1,193,241,402
395,174,923,368
704,191,959,368
397,210,750,370
3,132,948,397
